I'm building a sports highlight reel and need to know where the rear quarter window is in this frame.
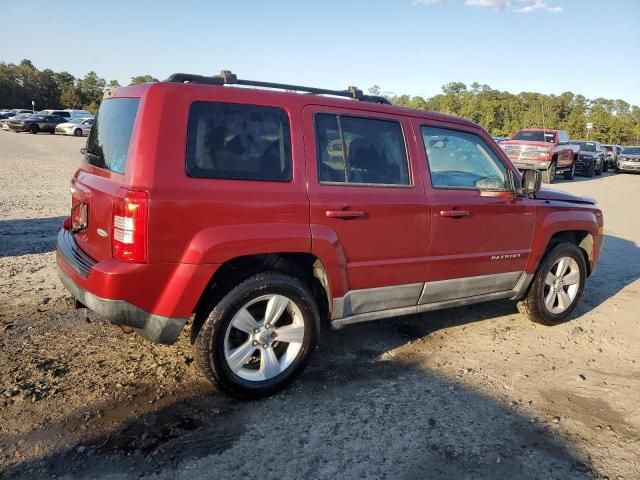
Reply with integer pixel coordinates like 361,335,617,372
186,102,292,182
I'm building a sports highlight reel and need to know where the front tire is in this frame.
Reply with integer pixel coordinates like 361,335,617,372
596,159,603,176
586,161,595,177
74,128,83,137
29,124,39,134
517,243,587,326
194,272,320,399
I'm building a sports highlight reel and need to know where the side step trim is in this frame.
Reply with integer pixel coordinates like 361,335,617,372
331,272,534,329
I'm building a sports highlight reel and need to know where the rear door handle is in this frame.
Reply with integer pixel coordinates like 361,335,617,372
326,210,366,219
439,210,470,218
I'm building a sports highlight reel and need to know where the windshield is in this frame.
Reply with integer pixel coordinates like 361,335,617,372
13,113,33,120
603,146,613,152
85,98,139,174
512,130,556,143
575,142,597,152
622,147,640,155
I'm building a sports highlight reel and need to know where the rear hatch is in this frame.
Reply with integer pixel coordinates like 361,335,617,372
70,97,140,262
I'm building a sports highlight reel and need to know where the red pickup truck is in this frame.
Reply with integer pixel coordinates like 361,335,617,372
56,73,604,398
499,129,580,183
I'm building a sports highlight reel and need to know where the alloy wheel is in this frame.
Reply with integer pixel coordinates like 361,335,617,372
223,294,305,382
543,257,581,314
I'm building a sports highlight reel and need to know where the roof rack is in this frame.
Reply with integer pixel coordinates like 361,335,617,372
164,70,391,105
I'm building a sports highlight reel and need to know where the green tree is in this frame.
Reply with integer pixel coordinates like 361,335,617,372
129,75,158,85
60,85,80,108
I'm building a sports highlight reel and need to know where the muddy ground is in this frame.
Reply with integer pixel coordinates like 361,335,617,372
0,131,638,479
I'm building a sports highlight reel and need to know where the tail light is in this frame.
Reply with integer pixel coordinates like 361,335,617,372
112,189,149,262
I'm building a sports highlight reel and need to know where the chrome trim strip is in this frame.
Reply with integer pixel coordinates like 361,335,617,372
418,271,522,304
332,283,423,319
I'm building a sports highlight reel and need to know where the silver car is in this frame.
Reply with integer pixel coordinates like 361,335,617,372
55,118,94,137
616,146,640,173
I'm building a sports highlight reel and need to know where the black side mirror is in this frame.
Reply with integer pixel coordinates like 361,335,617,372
522,169,542,195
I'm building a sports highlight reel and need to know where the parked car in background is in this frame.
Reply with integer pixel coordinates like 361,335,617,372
616,146,640,173
38,109,93,120
56,72,604,398
0,112,11,120
573,141,607,176
1,112,34,131
8,109,34,115
492,136,510,144
499,129,579,183
55,118,94,136
8,114,69,134
603,144,623,169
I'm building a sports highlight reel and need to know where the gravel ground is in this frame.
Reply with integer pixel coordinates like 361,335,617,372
0,131,639,479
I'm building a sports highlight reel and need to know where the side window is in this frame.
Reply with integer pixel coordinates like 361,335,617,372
315,113,409,186
186,102,292,182
559,131,568,143
421,126,509,190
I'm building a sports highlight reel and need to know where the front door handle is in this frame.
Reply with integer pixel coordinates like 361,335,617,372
326,210,366,219
439,210,470,218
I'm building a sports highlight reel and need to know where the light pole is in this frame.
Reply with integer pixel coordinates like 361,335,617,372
31,100,35,113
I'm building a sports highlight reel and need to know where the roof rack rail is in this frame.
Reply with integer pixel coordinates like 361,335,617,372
164,70,391,105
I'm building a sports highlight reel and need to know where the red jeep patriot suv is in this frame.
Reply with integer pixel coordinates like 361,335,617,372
57,71,604,398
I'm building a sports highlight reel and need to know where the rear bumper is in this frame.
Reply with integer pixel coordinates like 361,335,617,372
57,264,186,344
56,229,218,344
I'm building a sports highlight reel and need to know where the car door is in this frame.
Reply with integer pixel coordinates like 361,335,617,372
303,106,430,319
415,120,536,304
40,115,58,132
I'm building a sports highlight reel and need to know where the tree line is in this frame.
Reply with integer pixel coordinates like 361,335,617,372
0,59,157,114
2,59,638,144
371,83,640,145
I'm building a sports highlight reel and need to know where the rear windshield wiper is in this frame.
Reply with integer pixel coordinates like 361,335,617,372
80,147,101,161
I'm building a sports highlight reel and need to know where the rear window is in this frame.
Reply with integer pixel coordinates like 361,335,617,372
186,102,291,182
85,98,139,174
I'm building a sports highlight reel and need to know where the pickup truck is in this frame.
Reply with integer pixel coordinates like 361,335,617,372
499,129,580,183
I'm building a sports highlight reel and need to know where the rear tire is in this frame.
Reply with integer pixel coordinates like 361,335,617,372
194,272,320,399
29,124,39,134
543,162,556,184
563,161,576,180
517,242,586,326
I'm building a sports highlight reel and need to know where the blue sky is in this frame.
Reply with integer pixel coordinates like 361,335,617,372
2,0,639,104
